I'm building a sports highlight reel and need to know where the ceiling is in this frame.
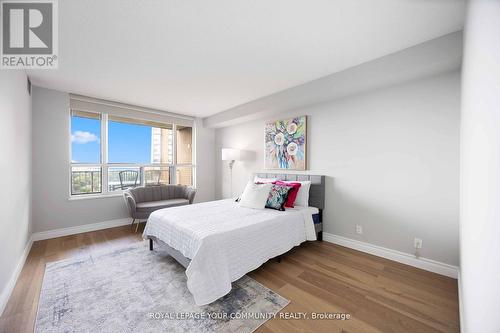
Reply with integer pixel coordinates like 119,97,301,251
27,0,466,118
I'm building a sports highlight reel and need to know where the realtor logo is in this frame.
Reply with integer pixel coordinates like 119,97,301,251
1,0,58,69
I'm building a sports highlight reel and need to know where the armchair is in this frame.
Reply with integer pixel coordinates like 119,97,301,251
123,185,196,232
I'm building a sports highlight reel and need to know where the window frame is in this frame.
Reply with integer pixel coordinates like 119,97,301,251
69,111,196,199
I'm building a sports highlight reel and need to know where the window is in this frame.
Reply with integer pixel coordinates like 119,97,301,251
70,112,102,195
71,111,101,164
176,166,193,186
107,116,173,164
176,125,192,164
175,125,193,186
71,166,101,195
144,166,170,186
70,108,194,197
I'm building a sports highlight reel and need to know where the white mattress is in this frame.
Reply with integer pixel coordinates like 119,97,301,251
143,199,317,305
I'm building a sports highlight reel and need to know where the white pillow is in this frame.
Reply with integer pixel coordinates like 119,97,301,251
282,180,311,207
239,182,273,209
253,176,278,183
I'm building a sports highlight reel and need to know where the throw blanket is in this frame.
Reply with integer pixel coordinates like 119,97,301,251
143,199,316,305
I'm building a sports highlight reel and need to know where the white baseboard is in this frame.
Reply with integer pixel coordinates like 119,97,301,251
457,270,464,330
323,233,458,278
32,218,133,241
0,236,33,316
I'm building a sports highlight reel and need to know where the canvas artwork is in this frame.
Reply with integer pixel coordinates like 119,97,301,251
265,116,307,170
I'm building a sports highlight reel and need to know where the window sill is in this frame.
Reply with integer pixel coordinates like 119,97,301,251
68,193,123,201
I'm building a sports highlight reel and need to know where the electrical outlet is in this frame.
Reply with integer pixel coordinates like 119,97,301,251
414,238,423,249
356,225,363,234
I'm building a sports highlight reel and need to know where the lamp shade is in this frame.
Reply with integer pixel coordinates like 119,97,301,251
221,148,243,161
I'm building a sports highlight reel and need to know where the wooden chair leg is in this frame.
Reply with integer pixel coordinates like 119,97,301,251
131,218,135,228
135,221,140,233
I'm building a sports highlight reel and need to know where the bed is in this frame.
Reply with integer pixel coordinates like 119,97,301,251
143,173,325,305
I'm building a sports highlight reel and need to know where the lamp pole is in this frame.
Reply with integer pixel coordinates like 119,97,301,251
228,160,235,198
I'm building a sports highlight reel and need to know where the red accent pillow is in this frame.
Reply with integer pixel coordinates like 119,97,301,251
275,181,301,208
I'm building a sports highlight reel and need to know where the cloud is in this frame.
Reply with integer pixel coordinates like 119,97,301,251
71,131,99,144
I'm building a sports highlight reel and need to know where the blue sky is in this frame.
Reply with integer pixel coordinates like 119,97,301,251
71,116,151,164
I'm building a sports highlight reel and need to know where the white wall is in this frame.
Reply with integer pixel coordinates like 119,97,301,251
0,71,32,312
460,1,500,331
215,71,460,266
32,86,215,233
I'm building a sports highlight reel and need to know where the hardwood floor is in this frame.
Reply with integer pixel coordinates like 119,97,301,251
0,224,459,333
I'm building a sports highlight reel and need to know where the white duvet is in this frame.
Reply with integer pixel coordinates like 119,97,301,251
143,199,317,305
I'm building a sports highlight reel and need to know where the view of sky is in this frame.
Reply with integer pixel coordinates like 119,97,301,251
71,116,152,164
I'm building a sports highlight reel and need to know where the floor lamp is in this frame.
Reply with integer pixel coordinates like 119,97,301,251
221,148,243,198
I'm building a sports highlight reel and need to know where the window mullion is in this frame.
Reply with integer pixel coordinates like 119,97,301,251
101,113,108,194
172,123,177,185
191,123,196,188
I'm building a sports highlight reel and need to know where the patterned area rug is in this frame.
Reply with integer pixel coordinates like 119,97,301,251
35,243,289,333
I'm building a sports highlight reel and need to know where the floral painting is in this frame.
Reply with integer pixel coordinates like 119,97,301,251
265,116,306,170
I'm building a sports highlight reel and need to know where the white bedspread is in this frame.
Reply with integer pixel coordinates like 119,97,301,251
143,199,317,305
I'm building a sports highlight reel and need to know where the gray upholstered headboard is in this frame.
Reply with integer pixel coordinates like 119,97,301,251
253,173,325,210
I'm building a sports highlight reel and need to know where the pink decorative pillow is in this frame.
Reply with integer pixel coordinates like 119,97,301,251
275,181,301,208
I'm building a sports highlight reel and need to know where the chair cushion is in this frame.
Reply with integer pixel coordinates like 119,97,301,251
136,198,189,212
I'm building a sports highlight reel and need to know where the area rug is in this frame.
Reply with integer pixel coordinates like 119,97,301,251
35,243,289,333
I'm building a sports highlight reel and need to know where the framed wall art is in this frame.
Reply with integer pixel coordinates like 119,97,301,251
264,115,307,170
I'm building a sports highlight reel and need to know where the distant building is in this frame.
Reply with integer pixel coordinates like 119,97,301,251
151,127,173,164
